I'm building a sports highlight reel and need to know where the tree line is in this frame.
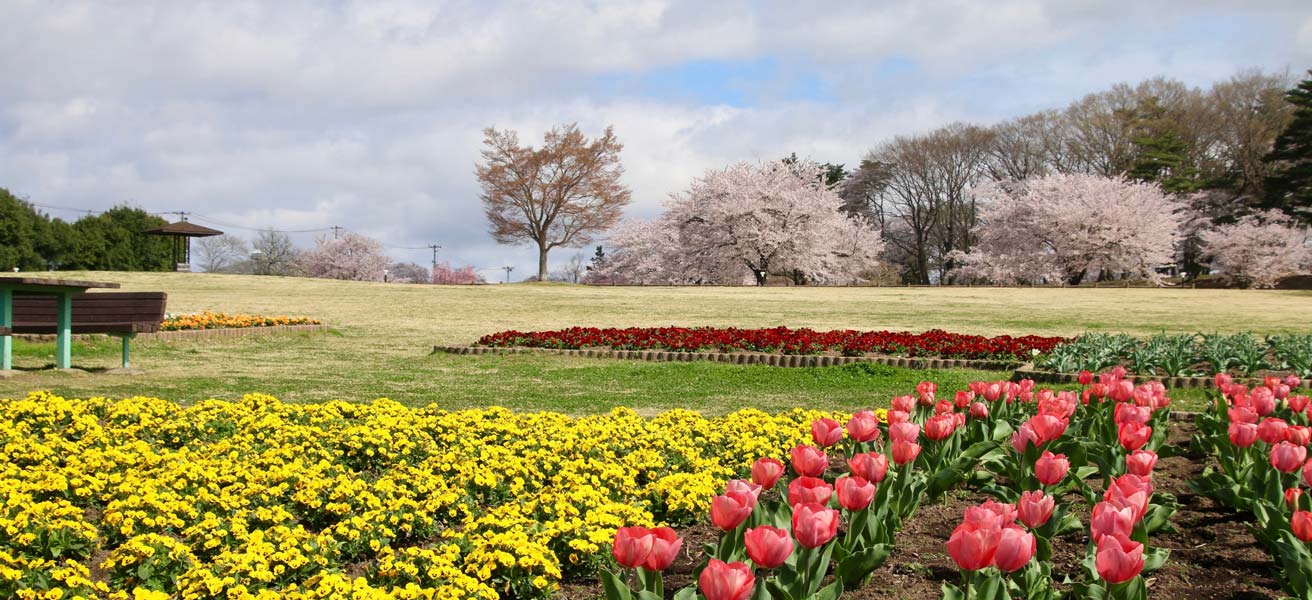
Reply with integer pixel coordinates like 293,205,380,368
476,68,1311,287
0,189,175,272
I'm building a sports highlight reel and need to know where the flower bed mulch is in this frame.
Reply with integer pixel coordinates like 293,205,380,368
435,345,1025,371
476,327,1066,361
557,420,1286,600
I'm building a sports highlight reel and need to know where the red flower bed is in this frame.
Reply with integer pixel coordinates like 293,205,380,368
476,326,1066,361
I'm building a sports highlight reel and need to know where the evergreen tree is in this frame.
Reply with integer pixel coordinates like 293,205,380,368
0,189,46,271
1264,71,1312,223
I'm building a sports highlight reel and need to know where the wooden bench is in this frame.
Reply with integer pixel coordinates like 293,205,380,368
11,292,167,369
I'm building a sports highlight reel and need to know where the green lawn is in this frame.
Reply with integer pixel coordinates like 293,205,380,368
2,271,1295,412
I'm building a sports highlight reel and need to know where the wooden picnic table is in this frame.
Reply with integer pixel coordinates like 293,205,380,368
0,276,120,370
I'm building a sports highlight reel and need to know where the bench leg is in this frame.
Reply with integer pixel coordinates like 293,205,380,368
0,289,10,371
118,334,136,369
55,292,72,369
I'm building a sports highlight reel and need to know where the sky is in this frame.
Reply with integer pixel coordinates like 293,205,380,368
2,1,1311,279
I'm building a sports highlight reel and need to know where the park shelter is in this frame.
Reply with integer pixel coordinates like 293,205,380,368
143,220,223,272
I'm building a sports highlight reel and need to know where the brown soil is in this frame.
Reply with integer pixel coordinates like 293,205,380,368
559,421,1286,599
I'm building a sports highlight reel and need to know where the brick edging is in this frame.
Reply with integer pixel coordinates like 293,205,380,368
14,324,331,342
432,345,1021,371
1013,367,1311,391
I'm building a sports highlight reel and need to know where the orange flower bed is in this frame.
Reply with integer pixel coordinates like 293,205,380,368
159,311,322,331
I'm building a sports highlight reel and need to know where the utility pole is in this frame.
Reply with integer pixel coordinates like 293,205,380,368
502,266,514,284
428,244,442,269
331,225,344,239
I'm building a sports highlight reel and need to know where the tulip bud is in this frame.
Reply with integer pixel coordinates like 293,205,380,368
1125,450,1158,477
1034,451,1070,486
846,410,881,443
1229,421,1259,447
699,559,756,600
743,526,793,569
970,401,989,419
891,395,916,413
955,390,975,409
644,527,682,571
786,476,833,508
835,475,876,511
1294,511,1312,542
791,502,841,548
1290,395,1310,413
789,445,828,477
1287,487,1304,511
1117,422,1152,451
612,526,654,569
751,457,785,490
1095,534,1144,585
891,440,921,465
1078,370,1094,386
848,452,888,484
993,525,1036,572
1018,490,1054,528
810,418,843,447
710,492,756,531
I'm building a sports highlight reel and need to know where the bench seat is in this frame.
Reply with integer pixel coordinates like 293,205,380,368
9,291,167,368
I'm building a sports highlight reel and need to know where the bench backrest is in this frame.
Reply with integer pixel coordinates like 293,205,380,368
12,292,168,333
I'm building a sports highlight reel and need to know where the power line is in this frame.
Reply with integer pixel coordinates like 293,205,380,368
186,214,340,234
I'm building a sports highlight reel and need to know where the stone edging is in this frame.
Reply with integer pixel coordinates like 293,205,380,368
432,345,1022,371
1013,366,1311,391
14,324,332,343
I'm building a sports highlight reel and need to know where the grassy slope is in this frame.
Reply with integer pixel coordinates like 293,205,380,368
3,272,1308,412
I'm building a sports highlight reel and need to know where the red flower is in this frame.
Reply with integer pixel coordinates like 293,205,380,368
751,457,785,490
743,526,793,569
790,445,828,477
791,503,841,548
1095,534,1144,585
699,559,755,600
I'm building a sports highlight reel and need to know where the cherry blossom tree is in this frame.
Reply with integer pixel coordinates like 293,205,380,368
595,160,883,285
951,174,1185,285
295,232,389,282
431,261,481,284
1200,211,1311,288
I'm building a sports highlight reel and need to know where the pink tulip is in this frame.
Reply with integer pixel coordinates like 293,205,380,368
811,418,843,447
846,410,881,443
1295,511,1312,542
1290,395,1310,413
1109,381,1135,403
724,480,762,502
836,475,876,511
786,476,833,507
1229,405,1259,424
848,452,889,484
710,492,756,531
1018,490,1054,528
891,440,921,466
886,409,911,424
983,383,1002,402
1117,422,1152,451
699,559,755,600
1253,388,1276,416
743,526,793,569
1113,404,1151,426
1125,450,1158,477
955,390,975,409
1303,458,1312,488
945,520,1000,572
889,421,920,444
993,525,1035,572
1288,375,1304,389
790,445,828,477
644,527,682,571
891,395,916,413
1011,423,1039,453
1079,370,1094,386
970,401,989,419
1288,487,1304,511
1215,373,1232,388
1288,426,1312,447
1095,534,1144,585
1028,414,1067,444
791,503,840,548
1034,451,1070,486
925,414,956,441
751,457,785,490
612,527,655,569
1229,421,1259,447
917,380,937,403
1258,418,1290,445
1090,502,1135,543
1272,441,1308,473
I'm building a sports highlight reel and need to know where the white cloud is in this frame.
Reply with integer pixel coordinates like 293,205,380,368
0,0,1307,275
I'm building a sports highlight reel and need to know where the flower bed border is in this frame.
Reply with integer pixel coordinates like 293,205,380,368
1013,364,1311,390
433,344,1022,371
15,323,332,343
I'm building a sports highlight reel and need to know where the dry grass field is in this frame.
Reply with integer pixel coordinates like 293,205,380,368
1,271,1308,411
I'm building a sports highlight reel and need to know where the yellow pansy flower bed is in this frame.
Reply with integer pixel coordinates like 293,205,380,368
0,391,875,599
159,312,321,331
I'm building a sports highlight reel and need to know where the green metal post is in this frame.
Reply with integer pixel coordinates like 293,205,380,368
55,292,72,369
0,288,11,371
119,334,135,369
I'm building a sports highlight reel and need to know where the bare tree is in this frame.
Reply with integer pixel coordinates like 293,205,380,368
1206,69,1295,203
477,123,632,281
872,123,993,284
194,234,249,272
985,111,1064,181
387,261,430,283
550,253,587,283
252,229,297,275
